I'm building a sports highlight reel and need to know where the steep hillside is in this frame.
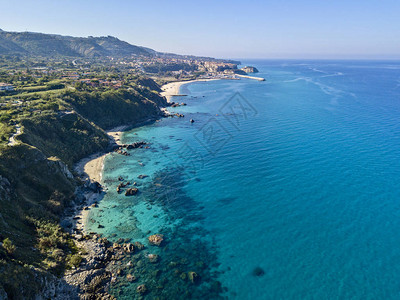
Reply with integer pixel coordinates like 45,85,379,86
62,89,165,130
19,112,110,166
0,30,153,58
0,74,167,298
0,29,240,64
0,31,78,56
91,36,150,57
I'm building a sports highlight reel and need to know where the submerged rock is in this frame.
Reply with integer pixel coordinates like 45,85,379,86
122,243,135,253
136,284,147,294
126,274,136,282
134,241,145,250
148,234,164,246
117,182,128,193
252,266,265,277
148,254,159,263
125,188,138,196
124,141,147,149
188,271,200,284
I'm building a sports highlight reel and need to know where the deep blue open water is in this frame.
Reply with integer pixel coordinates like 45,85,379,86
87,60,400,299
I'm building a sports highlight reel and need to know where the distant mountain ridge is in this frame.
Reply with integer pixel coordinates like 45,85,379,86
0,29,236,62
0,29,154,57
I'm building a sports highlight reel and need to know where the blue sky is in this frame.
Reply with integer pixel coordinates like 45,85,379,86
0,0,399,59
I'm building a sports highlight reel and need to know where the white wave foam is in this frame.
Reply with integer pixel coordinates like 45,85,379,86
309,67,328,74
321,72,344,78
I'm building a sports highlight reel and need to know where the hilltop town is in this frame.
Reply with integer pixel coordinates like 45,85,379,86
0,52,262,123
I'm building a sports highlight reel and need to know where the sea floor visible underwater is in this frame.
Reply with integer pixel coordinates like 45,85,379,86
86,60,400,299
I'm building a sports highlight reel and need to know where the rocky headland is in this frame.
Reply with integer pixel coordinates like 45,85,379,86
240,66,259,73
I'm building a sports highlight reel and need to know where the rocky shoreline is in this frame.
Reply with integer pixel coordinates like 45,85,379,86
60,79,218,299
59,109,171,298
59,115,165,298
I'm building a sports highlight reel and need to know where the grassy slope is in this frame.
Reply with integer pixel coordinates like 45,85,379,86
0,144,76,298
19,112,109,166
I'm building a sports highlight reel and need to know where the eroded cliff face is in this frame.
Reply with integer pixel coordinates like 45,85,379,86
0,143,79,299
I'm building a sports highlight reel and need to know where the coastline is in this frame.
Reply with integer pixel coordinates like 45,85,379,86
73,78,222,233
72,126,127,232
160,78,219,102
77,126,127,183
63,120,164,298
64,77,225,298
80,78,214,184
72,78,216,233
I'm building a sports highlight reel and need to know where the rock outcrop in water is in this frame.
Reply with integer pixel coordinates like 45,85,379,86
136,284,147,294
170,102,187,107
134,241,145,250
114,141,148,156
241,66,259,73
148,254,159,263
148,234,164,246
125,188,138,196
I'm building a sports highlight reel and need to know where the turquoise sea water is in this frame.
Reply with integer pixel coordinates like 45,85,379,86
87,60,400,299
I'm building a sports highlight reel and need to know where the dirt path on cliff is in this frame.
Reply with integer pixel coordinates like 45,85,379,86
7,125,21,146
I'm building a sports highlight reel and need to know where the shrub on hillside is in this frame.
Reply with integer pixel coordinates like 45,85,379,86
2,238,16,255
68,254,82,268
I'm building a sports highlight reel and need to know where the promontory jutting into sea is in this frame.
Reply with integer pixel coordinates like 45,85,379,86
1,3,400,298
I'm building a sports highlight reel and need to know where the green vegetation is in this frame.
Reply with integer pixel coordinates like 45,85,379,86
30,218,82,273
62,88,163,129
19,112,109,165
0,30,152,57
68,254,83,268
0,54,168,298
2,238,16,255
143,62,197,74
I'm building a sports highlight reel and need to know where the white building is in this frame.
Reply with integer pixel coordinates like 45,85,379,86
0,83,14,91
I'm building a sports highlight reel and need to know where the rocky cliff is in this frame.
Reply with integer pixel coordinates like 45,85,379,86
241,66,259,73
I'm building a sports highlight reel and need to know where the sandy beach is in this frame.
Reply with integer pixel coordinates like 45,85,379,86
71,126,128,231
161,78,218,102
77,125,127,183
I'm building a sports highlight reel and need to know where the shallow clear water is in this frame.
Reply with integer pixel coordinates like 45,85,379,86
87,60,400,299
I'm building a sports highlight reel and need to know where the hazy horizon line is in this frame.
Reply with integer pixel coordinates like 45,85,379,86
1,26,399,61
